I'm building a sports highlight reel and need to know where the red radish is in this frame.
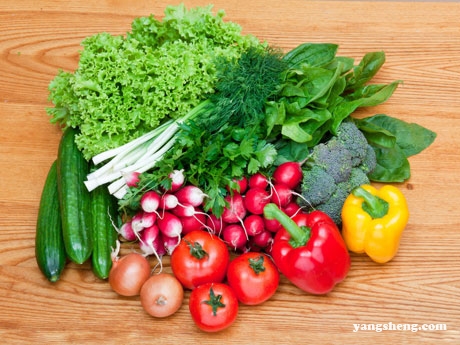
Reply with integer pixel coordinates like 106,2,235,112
263,216,281,233
124,171,140,187
228,177,248,194
175,185,207,207
180,212,207,234
249,173,269,190
283,202,301,217
222,224,248,251
160,193,179,210
155,233,167,257
141,212,157,228
270,183,293,208
206,214,227,235
244,187,270,215
131,212,145,233
243,214,264,237
168,169,185,192
157,211,182,238
273,162,303,189
139,224,160,256
163,235,181,255
222,193,246,224
171,203,195,218
118,222,137,242
140,190,161,213
251,230,273,249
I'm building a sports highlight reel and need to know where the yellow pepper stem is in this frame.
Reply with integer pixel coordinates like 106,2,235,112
352,187,389,219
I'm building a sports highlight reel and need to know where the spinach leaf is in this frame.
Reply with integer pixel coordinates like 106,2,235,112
283,43,338,69
368,145,411,182
331,81,401,133
356,114,436,182
346,51,386,89
358,114,437,157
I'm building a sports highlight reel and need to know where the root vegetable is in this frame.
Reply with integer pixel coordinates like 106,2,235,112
140,273,184,318
109,251,151,296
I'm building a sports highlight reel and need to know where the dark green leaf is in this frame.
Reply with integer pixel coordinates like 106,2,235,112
283,43,338,69
357,114,436,157
368,145,411,182
355,118,397,148
346,51,386,89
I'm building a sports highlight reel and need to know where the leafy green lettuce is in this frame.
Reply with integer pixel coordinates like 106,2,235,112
47,4,261,159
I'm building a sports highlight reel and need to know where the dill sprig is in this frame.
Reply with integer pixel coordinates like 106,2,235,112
200,45,288,132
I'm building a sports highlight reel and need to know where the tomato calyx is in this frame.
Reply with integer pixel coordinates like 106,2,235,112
186,239,208,259
248,255,266,275
204,287,226,316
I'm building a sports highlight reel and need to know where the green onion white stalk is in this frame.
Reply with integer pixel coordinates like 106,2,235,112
84,101,210,198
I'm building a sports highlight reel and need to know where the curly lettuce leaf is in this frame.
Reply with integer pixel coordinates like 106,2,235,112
46,4,261,159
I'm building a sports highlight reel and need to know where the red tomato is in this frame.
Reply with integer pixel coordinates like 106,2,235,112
170,230,230,290
189,282,238,332
226,252,279,305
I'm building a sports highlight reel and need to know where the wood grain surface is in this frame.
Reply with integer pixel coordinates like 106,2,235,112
1,1,459,344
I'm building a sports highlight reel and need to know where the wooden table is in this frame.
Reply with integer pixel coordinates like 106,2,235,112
1,1,459,343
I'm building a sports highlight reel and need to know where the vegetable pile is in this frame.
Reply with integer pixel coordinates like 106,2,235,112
36,4,437,333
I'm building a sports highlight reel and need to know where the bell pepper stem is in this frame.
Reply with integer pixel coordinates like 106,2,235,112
263,203,310,247
352,186,389,219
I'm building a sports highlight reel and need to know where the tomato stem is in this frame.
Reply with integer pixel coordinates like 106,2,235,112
204,287,226,316
185,240,208,259
249,255,266,275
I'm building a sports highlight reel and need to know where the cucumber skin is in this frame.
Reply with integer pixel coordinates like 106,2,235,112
35,160,66,282
91,186,118,280
57,128,93,264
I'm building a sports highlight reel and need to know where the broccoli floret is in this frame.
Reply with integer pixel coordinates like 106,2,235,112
299,165,336,206
308,138,353,183
299,121,376,225
336,121,369,166
347,167,370,192
316,182,350,224
360,144,377,174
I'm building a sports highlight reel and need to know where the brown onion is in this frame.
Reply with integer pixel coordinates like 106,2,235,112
140,273,184,318
109,252,151,296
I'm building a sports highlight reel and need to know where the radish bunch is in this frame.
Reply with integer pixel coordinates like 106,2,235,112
117,170,210,258
216,162,304,253
117,162,305,258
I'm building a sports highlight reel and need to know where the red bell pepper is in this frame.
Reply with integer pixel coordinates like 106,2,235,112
263,203,350,294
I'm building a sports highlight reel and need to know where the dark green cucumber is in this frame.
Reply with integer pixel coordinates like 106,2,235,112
57,127,92,264
91,185,119,279
35,160,66,282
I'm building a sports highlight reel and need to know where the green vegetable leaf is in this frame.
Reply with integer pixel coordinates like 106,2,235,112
357,114,436,157
368,145,411,182
356,114,436,182
46,4,262,160
331,81,401,133
346,51,386,89
283,43,338,69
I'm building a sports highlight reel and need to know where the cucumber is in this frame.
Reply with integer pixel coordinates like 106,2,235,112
35,160,66,282
91,185,119,279
57,127,92,264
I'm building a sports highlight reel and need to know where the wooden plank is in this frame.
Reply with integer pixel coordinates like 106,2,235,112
1,1,459,343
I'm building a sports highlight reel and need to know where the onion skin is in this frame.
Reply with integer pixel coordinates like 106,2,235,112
109,253,151,296
140,273,184,318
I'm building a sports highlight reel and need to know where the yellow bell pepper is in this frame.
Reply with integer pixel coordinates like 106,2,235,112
341,184,409,264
